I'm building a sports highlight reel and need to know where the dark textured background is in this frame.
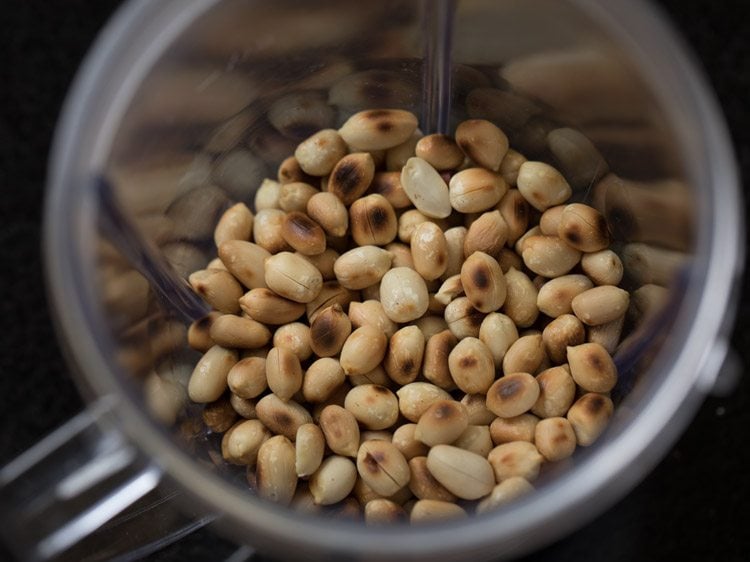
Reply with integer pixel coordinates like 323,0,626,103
0,1,748,560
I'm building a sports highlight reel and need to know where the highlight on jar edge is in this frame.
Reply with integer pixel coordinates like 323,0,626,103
98,62,687,525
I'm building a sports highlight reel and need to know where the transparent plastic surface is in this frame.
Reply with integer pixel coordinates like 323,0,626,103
17,0,744,560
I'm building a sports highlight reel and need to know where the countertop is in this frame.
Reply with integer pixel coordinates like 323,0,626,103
0,0,748,560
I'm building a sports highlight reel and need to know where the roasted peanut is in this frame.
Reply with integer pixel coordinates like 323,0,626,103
309,456,358,505
254,208,292,254
349,194,398,246
502,334,546,375
410,500,467,523
415,400,469,446
295,129,348,176
222,419,270,465
348,300,398,338
460,251,507,313
188,345,238,403
542,314,585,364
558,203,610,252
340,325,388,376
567,342,618,393
581,249,624,286
497,189,530,245
397,382,452,422
281,212,326,256
503,268,539,328
295,423,325,478
365,500,408,525
488,441,544,482
444,296,485,339
384,326,426,385
357,440,411,497
339,109,419,151
209,314,271,350
449,168,507,213
426,445,495,500
279,182,319,213
411,222,448,281
455,119,509,171
490,414,539,445
189,269,243,314
333,246,392,290
302,357,346,403
305,192,348,238
448,337,495,394
345,384,399,430
537,275,594,318
227,357,267,399
400,157,452,219
266,346,303,401
534,417,577,461
380,267,429,323
320,404,360,457
240,288,306,325
479,312,519,368
369,171,412,209
476,477,534,514
415,134,464,171
453,425,493,457
588,316,624,354
532,365,576,418
571,286,629,326
309,304,351,357
442,226,467,278
566,393,614,446
255,394,313,440
516,161,572,211
539,205,565,236
265,252,323,304
422,330,458,390
486,373,540,418
188,312,219,352
328,152,375,205
305,281,356,323
522,235,581,278
256,435,298,505
408,456,457,502
255,178,281,209
214,202,253,247
230,394,258,419
272,322,312,361
464,210,508,259
218,240,270,290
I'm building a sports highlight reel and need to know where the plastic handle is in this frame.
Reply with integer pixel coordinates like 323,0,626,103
0,398,214,561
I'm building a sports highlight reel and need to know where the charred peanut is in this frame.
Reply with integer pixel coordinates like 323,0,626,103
349,300,398,339
227,357,268,399
328,152,375,205
188,313,220,352
365,499,408,525
218,240,270,290
380,267,430,323
464,210,508,259
534,417,577,461
498,149,527,186
222,419,270,465
503,268,539,328
334,245,393,290
294,129,348,176
410,500,467,523
461,394,496,425
384,326,426,385
297,248,338,281
455,119,509,171
349,194,398,246
264,252,323,304
442,226,468,279
306,192,348,238
209,314,271,349
497,189,530,245
255,178,282,209
396,382,452,422
340,325,388,376
415,134,465,171
295,423,325,478
415,400,469,446
273,322,312,361
411,222,448,281
476,477,534,514
461,251,507,313
253,209,292,254
392,424,430,460
448,337,495,394
558,203,610,252
422,330,458,390
537,275,594,318
255,394,313,440
539,205,565,236
449,168,508,213
486,373,540,418
581,250,624,286
339,109,419,151
546,127,608,190
400,157,452,218
571,286,629,326
408,456,457,502
444,297,486,339
566,393,614,446
426,445,495,500
479,312,519,368
189,269,243,314
214,202,253,247
256,435,297,506
240,288,306,325
490,414,539,445
542,314,585,364
309,304,351,357
309,455,358,505
516,161,572,211
265,347,303,401
279,182,319,213
202,398,237,433
281,212,326,256
305,281,356,323
320,405,361,457
587,316,624,354
369,171,412,209
502,334,546,375
488,441,544,482
188,345,238,403
357,440,411,497
521,235,582,278
345,385,399,430
453,425,493,457
302,357,346,403
532,366,576,418
567,342,618,393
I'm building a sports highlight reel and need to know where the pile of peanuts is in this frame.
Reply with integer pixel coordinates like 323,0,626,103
185,108,628,524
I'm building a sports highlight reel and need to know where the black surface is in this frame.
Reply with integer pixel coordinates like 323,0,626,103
0,1,748,561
